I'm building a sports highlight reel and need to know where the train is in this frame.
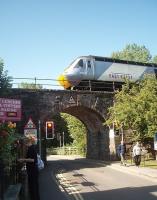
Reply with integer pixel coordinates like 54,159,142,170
58,55,157,91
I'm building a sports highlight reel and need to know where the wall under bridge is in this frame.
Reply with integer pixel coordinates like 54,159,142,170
2,89,117,161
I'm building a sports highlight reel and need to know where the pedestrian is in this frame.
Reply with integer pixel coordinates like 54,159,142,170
133,141,142,167
117,141,127,166
18,135,40,200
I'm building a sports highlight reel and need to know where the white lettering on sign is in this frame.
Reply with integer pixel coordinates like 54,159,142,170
24,129,37,144
0,98,21,121
24,129,37,136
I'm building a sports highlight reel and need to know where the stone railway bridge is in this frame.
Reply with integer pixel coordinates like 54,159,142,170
3,89,117,161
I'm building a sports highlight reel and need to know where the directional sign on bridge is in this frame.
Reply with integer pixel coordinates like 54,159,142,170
0,98,21,121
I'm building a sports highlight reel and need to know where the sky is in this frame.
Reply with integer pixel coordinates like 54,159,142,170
0,0,157,89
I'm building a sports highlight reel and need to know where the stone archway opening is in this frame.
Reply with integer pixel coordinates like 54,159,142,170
59,112,87,156
62,105,110,160
42,105,110,160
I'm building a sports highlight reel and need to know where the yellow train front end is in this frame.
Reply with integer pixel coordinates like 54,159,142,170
57,74,72,89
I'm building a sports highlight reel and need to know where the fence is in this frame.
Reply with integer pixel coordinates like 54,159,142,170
47,147,86,156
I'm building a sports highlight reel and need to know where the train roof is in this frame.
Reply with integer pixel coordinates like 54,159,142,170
80,55,157,67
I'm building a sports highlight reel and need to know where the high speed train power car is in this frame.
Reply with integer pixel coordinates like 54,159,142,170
58,55,157,91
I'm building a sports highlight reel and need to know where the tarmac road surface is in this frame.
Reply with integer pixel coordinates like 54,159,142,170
39,155,157,200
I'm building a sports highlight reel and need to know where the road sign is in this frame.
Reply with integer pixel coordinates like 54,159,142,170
24,118,36,129
0,98,21,121
24,128,37,137
69,96,75,104
24,118,37,143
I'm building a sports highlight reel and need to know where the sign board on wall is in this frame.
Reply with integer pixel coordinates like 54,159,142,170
0,98,21,121
24,129,37,137
24,118,37,142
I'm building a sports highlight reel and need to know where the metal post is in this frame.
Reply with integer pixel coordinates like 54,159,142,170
59,135,61,147
113,81,115,92
121,125,124,142
35,77,37,88
89,80,92,91
38,120,41,156
63,132,65,147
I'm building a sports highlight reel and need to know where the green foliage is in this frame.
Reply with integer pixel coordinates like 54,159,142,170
152,55,157,63
106,76,157,141
111,43,152,63
18,82,43,89
61,113,86,152
0,122,21,165
0,58,12,96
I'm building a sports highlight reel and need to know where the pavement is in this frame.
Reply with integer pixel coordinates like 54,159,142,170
105,161,157,182
77,156,157,183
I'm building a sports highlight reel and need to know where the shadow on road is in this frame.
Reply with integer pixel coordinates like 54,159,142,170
80,185,157,200
39,156,157,200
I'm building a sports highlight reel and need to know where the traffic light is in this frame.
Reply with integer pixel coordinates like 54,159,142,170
46,121,54,139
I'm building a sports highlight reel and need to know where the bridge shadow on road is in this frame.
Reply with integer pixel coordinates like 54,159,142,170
39,156,112,200
39,156,157,200
80,185,157,200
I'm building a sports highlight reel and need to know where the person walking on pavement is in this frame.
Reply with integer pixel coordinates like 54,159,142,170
133,141,142,167
18,135,40,200
117,141,127,166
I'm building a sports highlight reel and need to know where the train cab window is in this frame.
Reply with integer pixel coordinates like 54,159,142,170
87,61,91,68
78,59,83,67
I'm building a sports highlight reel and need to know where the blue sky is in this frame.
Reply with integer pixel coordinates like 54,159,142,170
0,0,157,89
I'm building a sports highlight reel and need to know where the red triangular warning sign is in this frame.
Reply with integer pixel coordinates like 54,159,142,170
24,117,36,129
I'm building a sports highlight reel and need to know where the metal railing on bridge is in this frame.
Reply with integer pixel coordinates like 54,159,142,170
11,77,62,90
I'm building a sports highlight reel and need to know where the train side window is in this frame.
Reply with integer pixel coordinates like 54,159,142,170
87,61,91,68
78,59,83,67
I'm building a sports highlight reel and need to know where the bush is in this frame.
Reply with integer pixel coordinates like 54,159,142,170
0,122,21,165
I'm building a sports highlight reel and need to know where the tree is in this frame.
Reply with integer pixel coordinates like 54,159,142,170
111,43,152,63
0,58,12,96
106,75,157,142
18,82,43,89
152,55,157,64
61,113,86,152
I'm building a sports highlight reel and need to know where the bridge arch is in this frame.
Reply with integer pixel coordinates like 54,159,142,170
40,104,110,160
2,89,115,161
